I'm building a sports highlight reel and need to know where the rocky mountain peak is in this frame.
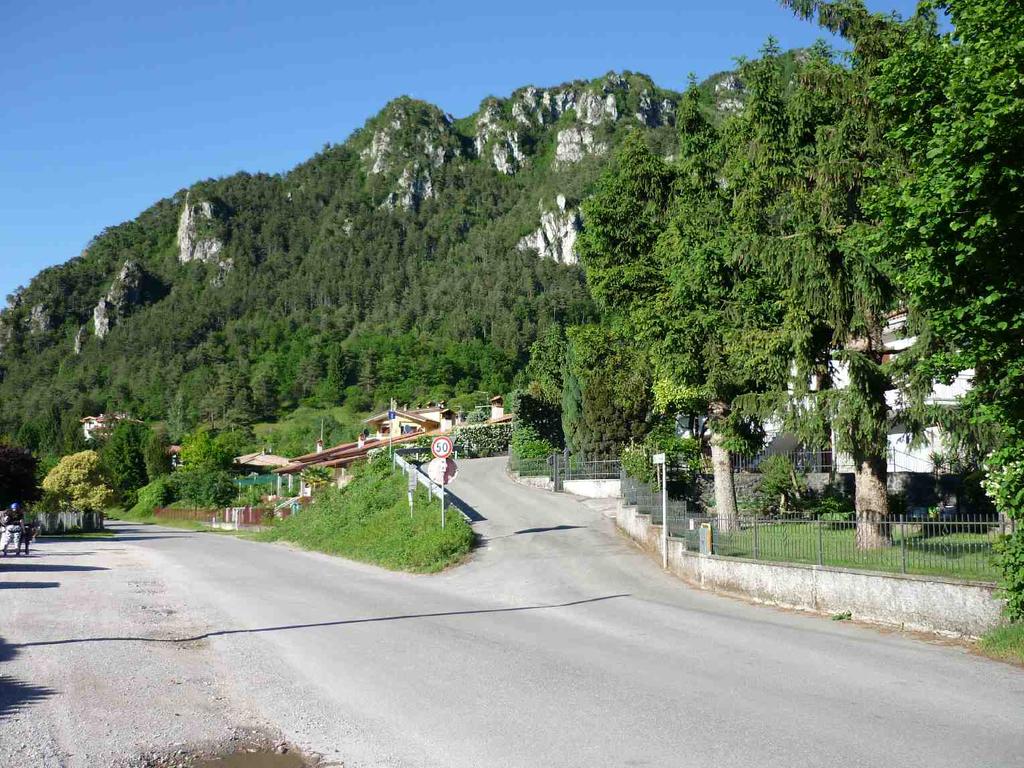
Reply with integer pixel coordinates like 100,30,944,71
361,98,461,210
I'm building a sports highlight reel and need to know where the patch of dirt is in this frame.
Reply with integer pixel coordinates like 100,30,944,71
135,729,320,768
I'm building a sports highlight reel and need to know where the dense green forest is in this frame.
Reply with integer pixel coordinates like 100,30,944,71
0,68,750,457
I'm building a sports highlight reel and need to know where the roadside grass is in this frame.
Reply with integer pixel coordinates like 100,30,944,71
676,522,1000,582
106,506,214,533
978,624,1024,666
38,529,116,539
258,461,474,573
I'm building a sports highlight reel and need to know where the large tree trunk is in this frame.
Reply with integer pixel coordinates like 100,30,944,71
708,401,739,532
854,454,889,549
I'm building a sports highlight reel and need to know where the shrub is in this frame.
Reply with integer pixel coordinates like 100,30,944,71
510,424,556,460
985,450,1024,621
451,421,513,458
619,429,701,486
170,469,236,508
506,390,562,447
129,476,175,517
42,450,114,512
620,443,654,483
812,489,855,526
756,455,807,516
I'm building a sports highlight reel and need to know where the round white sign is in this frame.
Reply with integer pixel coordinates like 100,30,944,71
431,435,454,459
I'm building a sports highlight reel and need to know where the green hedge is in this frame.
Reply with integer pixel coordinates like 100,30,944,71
451,422,513,458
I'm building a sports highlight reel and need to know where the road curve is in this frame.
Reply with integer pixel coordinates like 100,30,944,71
2,456,1022,767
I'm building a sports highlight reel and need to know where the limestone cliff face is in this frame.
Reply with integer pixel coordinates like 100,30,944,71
73,326,87,355
517,195,582,265
555,126,607,165
29,304,50,335
713,74,746,114
361,98,461,211
92,260,145,340
474,100,526,175
177,196,229,269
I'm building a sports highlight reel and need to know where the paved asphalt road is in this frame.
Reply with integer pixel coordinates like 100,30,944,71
2,456,1023,767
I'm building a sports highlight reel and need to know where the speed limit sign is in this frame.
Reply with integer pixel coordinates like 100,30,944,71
431,435,454,459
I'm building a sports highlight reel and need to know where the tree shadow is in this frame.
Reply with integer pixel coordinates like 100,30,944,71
15,593,630,649
514,525,587,535
0,564,108,573
0,582,60,590
0,636,56,721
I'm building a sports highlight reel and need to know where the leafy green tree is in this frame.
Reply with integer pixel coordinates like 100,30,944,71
42,450,114,512
101,421,150,501
180,430,234,473
579,72,790,528
522,326,566,405
800,0,1024,604
170,469,236,508
561,325,652,459
144,426,173,481
725,26,916,548
0,444,41,508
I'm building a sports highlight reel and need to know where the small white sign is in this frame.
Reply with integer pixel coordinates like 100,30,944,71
652,452,666,465
431,435,454,459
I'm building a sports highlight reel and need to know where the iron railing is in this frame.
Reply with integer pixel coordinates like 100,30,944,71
666,515,1014,582
507,452,552,478
701,448,834,474
563,458,622,481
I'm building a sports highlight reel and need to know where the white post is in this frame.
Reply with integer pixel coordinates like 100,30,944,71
652,452,667,570
441,477,446,530
661,462,668,569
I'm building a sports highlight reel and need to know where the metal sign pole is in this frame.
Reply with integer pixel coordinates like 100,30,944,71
441,475,446,530
652,452,667,570
662,462,668,570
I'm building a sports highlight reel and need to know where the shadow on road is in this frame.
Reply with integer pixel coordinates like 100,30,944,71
443,493,486,523
14,593,630,649
0,636,56,721
0,582,60,590
0,564,108,573
514,525,586,535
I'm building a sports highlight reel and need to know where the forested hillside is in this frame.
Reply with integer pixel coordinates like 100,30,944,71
0,68,751,456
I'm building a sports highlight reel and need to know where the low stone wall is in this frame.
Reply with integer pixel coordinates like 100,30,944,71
564,479,622,498
507,471,555,492
616,504,1004,637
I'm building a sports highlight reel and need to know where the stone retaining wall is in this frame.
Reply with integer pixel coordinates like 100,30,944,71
616,503,1004,637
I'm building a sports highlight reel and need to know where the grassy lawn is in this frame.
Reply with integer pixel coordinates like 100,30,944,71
978,624,1024,666
673,520,1001,582
258,460,474,573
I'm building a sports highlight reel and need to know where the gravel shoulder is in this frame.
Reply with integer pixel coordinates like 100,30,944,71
0,531,274,767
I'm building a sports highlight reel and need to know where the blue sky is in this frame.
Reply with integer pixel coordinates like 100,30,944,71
0,0,918,299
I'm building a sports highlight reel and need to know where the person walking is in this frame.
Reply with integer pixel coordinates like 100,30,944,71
1,503,24,556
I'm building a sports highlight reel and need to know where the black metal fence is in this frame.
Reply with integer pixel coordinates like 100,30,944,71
507,451,623,484
701,447,834,474
666,514,1013,582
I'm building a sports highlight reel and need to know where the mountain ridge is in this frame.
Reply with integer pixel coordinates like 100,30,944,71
0,63,760,455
